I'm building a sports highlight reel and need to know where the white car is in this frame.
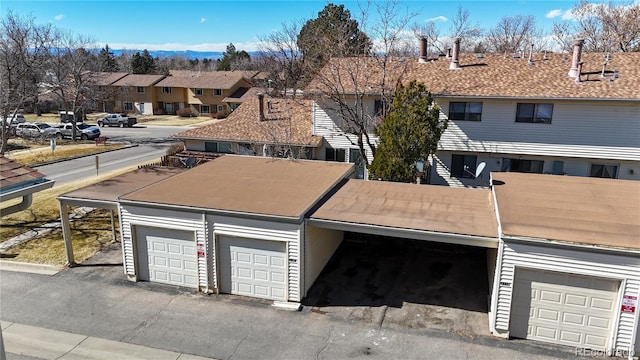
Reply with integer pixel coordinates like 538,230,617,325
15,122,62,139
53,122,101,140
0,113,26,125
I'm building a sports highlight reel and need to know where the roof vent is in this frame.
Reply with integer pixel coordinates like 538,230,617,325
568,38,585,78
512,53,520,59
449,37,461,70
543,51,548,60
418,37,428,63
476,54,484,59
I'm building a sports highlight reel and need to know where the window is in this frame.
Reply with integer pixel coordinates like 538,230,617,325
516,103,553,123
204,141,233,153
200,105,210,114
350,149,365,179
325,148,346,162
590,164,618,178
217,105,225,112
449,102,482,121
136,86,145,93
162,87,172,94
374,99,383,116
502,158,544,173
213,89,222,96
124,102,134,111
451,154,477,178
194,88,203,96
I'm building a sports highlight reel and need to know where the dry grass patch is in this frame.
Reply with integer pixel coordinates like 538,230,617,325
2,209,116,266
7,143,123,167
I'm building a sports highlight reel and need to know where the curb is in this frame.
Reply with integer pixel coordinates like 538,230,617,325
0,260,60,275
32,143,138,168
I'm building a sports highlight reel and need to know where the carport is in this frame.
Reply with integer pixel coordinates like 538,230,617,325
304,179,500,332
56,167,185,265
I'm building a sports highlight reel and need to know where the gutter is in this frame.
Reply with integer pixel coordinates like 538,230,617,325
502,235,640,256
0,179,55,216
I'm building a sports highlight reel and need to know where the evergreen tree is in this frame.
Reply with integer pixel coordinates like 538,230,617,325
218,43,251,71
131,49,156,74
97,44,119,72
369,81,448,183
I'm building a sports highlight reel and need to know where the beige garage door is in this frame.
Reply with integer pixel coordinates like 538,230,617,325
136,226,198,288
219,236,287,301
510,269,619,350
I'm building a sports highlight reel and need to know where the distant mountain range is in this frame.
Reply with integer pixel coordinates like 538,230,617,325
109,49,260,60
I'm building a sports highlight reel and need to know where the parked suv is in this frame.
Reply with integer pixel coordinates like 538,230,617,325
53,122,101,140
15,122,62,139
0,113,26,125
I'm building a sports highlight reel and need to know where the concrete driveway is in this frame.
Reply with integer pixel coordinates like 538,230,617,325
302,235,491,338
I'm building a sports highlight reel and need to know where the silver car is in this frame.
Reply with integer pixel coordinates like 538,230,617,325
15,122,62,139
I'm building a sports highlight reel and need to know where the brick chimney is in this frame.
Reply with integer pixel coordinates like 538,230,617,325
257,93,265,121
568,39,584,78
418,37,427,63
449,37,461,70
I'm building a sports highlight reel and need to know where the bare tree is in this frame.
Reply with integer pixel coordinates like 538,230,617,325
572,0,640,52
257,20,307,97
485,14,538,53
307,0,417,170
43,30,97,139
552,20,573,53
0,11,53,154
412,21,444,55
450,5,482,52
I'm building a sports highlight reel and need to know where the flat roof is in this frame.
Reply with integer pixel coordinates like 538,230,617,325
58,167,185,203
492,172,640,250
120,155,354,219
310,179,499,238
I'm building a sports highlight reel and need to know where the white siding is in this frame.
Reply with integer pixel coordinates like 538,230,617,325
184,139,205,152
209,215,302,301
436,99,640,161
494,240,640,352
120,205,208,290
304,226,344,294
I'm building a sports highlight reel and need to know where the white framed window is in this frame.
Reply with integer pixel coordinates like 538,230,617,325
124,102,134,111
325,148,346,162
217,105,225,112
162,87,172,94
502,158,544,173
449,102,483,121
451,154,477,178
205,141,233,153
194,88,203,96
213,88,222,96
136,86,145,93
516,103,553,124
200,105,211,114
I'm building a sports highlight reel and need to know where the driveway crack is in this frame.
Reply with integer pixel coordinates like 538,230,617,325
119,296,177,342
315,327,333,360
228,333,248,359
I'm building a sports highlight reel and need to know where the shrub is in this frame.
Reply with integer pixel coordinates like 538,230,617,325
166,142,185,156
176,108,194,117
212,110,230,119
153,108,165,115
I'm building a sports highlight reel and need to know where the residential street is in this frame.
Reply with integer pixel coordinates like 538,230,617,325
0,244,580,360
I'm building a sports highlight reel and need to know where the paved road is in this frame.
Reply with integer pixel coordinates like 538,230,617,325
0,244,578,360
97,124,186,144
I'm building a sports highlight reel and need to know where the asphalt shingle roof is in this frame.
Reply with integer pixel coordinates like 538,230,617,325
158,70,251,89
112,74,166,87
174,95,323,147
0,156,46,192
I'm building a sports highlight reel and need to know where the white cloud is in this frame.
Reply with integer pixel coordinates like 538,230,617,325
200,18,206,23
54,14,64,21
545,9,563,18
108,41,263,52
426,16,447,23
561,9,576,20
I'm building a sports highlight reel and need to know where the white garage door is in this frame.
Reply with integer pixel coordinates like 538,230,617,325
136,226,198,288
510,269,619,350
219,236,287,301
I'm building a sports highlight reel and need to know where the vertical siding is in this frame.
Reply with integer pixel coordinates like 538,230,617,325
209,215,302,301
495,240,640,352
435,99,640,161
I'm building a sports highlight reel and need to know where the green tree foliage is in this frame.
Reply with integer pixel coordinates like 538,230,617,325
217,43,251,71
97,44,118,72
131,49,156,74
369,81,447,183
297,3,371,72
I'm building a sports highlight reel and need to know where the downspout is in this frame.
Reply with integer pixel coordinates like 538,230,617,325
1,194,32,216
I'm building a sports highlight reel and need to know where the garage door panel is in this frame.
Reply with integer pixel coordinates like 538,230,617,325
219,236,287,301
510,269,618,351
136,227,198,288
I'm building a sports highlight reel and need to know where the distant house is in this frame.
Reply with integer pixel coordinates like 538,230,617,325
307,39,640,185
156,70,256,116
174,93,323,159
112,74,167,115
91,72,128,113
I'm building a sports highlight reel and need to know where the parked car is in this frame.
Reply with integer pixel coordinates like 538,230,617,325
53,122,101,140
0,113,26,125
15,122,62,139
97,113,137,127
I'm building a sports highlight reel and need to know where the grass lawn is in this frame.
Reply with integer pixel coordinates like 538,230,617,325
7,142,123,167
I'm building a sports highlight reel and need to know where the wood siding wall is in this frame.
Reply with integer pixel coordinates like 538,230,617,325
493,240,640,352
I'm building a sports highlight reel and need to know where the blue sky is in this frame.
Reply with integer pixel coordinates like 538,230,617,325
2,0,589,52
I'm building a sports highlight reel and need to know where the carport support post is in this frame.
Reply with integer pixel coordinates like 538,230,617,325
59,203,75,266
110,210,117,243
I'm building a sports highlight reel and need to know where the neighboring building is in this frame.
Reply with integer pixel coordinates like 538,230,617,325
307,40,640,185
112,74,167,115
157,70,255,116
91,72,128,113
174,94,323,159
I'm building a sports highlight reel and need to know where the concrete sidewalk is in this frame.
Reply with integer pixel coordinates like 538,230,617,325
1,322,214,360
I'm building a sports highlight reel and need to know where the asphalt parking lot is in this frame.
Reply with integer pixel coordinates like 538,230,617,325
302,233,491,337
